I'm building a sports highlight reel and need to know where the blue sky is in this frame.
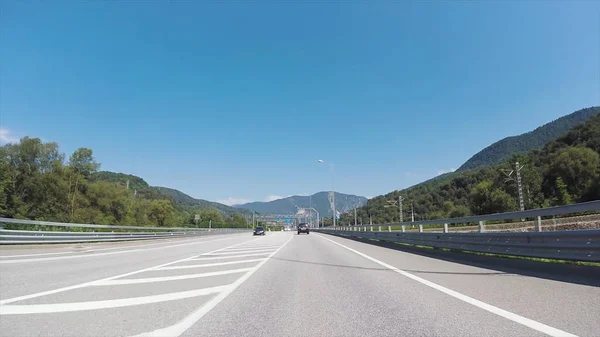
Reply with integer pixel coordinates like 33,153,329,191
1,1,599,205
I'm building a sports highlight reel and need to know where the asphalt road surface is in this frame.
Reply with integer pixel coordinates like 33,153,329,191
1,231,599,337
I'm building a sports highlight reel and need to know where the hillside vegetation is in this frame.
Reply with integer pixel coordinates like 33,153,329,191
339,112,600,225
0,139,249,228
457,106,600,172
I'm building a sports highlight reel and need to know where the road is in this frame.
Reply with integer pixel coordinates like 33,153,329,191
1,231,599,337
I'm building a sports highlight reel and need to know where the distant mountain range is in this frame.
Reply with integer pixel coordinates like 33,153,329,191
234,192,367,216
457,106,600,172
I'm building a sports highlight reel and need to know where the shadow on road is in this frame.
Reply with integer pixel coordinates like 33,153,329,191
320,233,600,288
270,257,510,276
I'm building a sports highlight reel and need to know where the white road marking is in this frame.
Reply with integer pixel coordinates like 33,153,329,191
219,245,282,252
0,250,93,258
207,248,276,255
95,268,252,285
0,237,261,305
0,285,228,315
189,252,271,261
317,234,580,337
0,236,213,259
0,236,244,264
156,259,266,271
132,234,294,337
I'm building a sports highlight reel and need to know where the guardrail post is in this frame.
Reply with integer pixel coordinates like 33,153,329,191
418,224,423,233
388,225,391,232
401,225,405,233
443,223,448,233
536,216,542,232
479,221,485,233
378,226,381,231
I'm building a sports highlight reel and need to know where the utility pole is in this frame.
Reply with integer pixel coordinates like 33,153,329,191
501,162,526,212
515,161,525,212
354,207,357,226
411,203,415,222
126,179,129,190
398,196,404,223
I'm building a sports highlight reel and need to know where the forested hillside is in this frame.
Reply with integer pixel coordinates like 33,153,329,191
91,171,243,214
0,138,249,228
339,112,600,225
457,106,600,172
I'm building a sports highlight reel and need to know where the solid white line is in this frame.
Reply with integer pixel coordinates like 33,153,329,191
317,235,579,337
207,249,276,255
0,250,93,259
189,252,271,261
95,268,253,285
0,236,212,259
0,285,228,315
156,259,266,271
0,236,242,264
0,237,261,305
132,235,294,337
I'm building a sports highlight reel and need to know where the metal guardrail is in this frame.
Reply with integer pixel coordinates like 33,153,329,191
314,201,600,261
317,229,600,261
359,200,600,229
0,218,251,244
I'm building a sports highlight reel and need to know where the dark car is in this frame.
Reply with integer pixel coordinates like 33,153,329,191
253,226,266,236
297,223,310,235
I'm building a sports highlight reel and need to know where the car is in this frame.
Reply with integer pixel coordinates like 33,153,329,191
297,223,310,235
253,226,266,235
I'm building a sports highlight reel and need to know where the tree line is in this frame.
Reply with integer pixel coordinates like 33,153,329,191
338,113,600,225
0,138,250,228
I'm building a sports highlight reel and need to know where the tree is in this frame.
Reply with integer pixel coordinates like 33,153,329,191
553,177,573,206
229,213,247,228
543,147,599,202
148,200,175,227
469,180,517,215
448,205,470,218
199,209,224,227
68,148,99,220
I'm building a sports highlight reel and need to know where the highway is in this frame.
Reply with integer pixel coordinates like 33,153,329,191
1,231,599,337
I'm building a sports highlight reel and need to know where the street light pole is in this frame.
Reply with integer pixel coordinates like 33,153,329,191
318,160,336,228
302,207,320,228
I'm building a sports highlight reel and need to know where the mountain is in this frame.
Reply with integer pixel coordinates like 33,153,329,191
457,106,600,172
154,186,245,214
92,171,243,215
340,110,600,225
234,192,368,216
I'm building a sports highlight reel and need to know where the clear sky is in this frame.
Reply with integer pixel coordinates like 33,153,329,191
1,1,599,205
